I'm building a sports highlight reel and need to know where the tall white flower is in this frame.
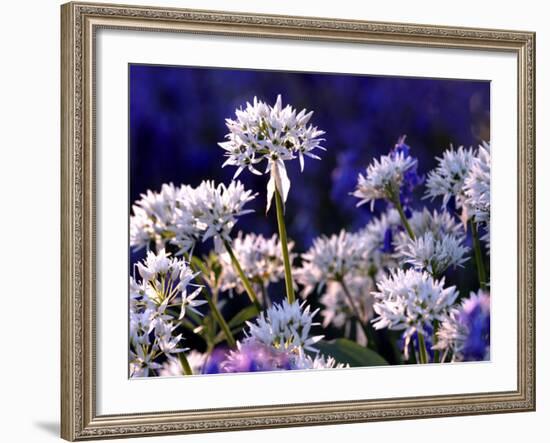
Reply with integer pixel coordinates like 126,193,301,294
395,231,469,277
297,230,368,295
424,145,476,208
245,300,323,353
191,180,257,249
219,232,293,296
372,269,458,343
352,152,417,210
219,95,325,211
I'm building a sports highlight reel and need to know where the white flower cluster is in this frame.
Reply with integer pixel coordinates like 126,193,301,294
372,269,458,343
130,183,195,252
392,208,469,277
219,232,294,296
396,231,469,277
297,230,368,295
219,95,325,177
352,152,417,210
245,300,324,353
424,145,476,208
130,180,256,254
129,250,205,377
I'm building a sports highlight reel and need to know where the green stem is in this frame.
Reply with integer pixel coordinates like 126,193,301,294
470,219,488,290
222,239,262,313
274,188,295,303
178,352,193,376
339,278,378,352
185,254,236,349
417,333,429,364
393,195,415,240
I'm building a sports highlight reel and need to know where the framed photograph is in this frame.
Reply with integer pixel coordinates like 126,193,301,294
61,2,536,440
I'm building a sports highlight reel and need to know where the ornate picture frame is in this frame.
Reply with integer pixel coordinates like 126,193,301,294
61,2,535,440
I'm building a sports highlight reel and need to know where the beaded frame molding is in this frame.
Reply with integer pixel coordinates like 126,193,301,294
60,2,536,440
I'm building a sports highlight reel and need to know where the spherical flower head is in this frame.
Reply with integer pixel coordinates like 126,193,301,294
406,208,465,238
424,145,476,209
434,290,490,361
352,150,418,210
220,339,293,373
395,231,469,277
135,249,204,314
464,142,491,225
372,268,458,342
297,230,368,295
130,183,184,251
219,95,326,177
220,95,325,212
219,232,294,296
191,180,257,249
245,300,324,353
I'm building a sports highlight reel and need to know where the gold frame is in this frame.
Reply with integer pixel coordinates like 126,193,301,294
60,2,536,440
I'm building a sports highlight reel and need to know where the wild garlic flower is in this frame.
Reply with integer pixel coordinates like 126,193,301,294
135,249,204,310
219,95,325,211
130,316,189,377
424,145,476,208
464,142,491,225
320,274,375,345
396,231,469,277
407,208,464,237
130,183,186,251
191,180,257,250
219,232,294,296
130,181,256,255
352,152,418,210
245,300,323,353
297,230,368,295
433,290,490,362
130,345,163,377
392,208,468,276
372,269,458,342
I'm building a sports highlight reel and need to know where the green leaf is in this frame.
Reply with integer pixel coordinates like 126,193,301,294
316,338,388,367
227,305,259,328
211,305,259,345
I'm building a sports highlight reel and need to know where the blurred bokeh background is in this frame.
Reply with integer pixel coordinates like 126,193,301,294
129,64,490,360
